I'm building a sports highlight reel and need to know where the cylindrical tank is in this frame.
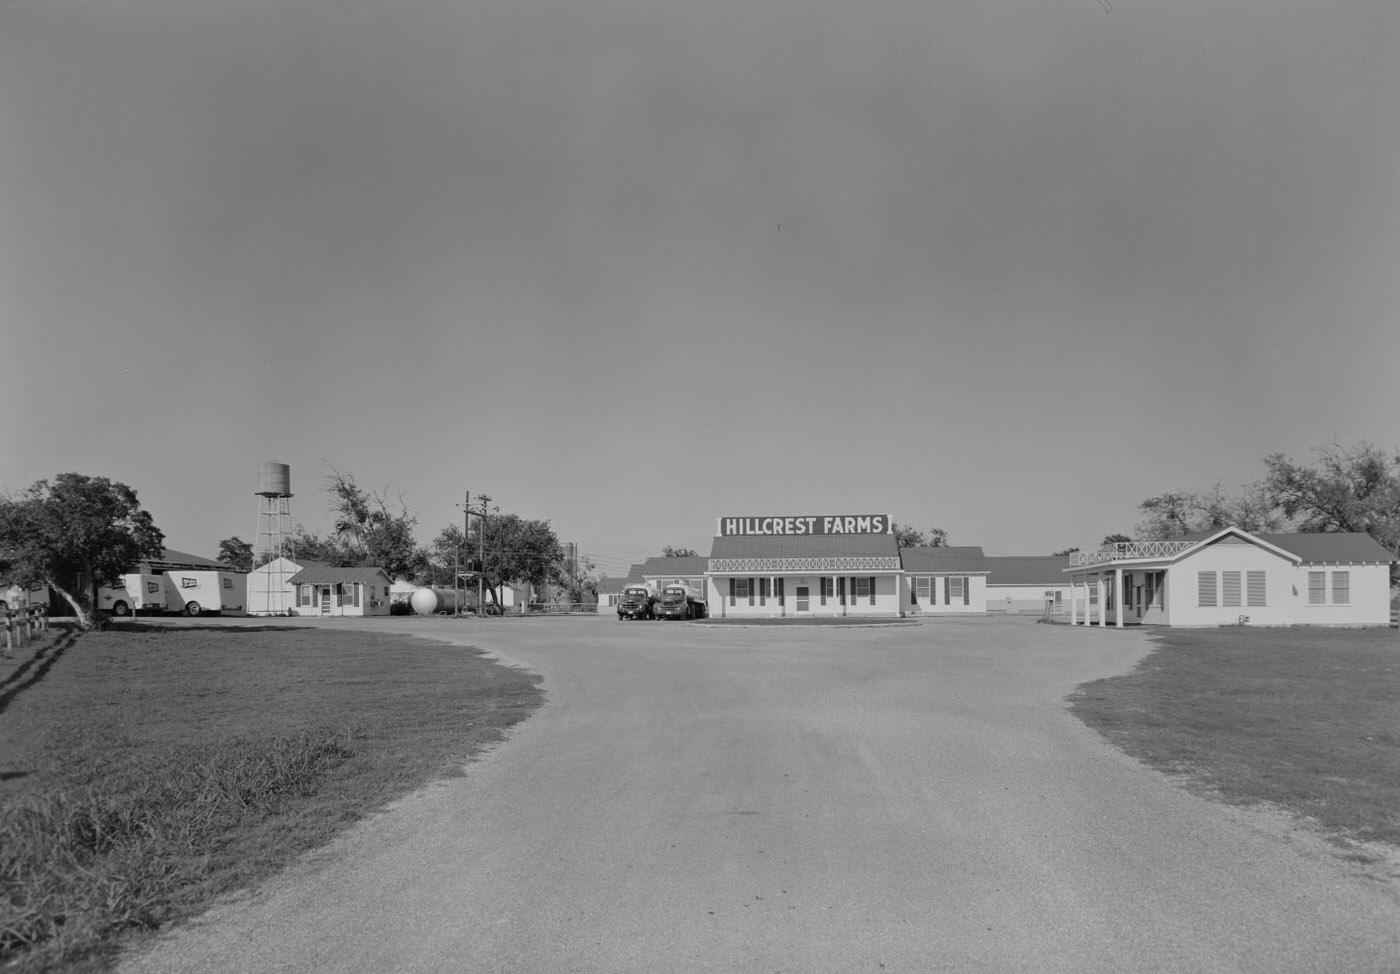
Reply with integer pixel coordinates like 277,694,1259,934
256,461,292,497
410,587,463,615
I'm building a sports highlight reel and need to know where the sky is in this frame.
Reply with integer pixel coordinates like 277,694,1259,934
2,0,1397,579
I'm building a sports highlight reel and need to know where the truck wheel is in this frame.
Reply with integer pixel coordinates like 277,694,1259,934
185,601,202,617
112,601,130,617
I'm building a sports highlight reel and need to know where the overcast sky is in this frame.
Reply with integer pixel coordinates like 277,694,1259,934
2,0,1396,577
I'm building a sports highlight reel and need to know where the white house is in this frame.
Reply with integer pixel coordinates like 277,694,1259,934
1064,528,1394,627
900,547,990,616
247,557,327,616
286,565,393,617
595,577,625,614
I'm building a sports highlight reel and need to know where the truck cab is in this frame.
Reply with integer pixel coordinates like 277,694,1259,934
617,585,657,620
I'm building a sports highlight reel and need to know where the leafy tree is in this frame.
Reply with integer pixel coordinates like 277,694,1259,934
661,546,699,558
217,536,254,572
1263,442,1400,578
893,524,948,548
0,473,164,628
470,512,563,610
286,526,344,565
555,548,598,605
322,467,428,580
1136,482,1280,539
425,523,470,587
1101,534,1132,545
1052,547,1080,557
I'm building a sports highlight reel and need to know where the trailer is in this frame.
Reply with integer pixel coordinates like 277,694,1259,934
160,570,248,617
97,574,168,616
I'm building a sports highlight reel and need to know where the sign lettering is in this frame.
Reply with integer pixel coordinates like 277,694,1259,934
718,515,890,536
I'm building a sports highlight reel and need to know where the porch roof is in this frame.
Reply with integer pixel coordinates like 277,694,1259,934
287,566,391,585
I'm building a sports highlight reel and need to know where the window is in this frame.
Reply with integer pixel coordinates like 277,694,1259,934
1144,573,1155,608
732,577,753,606
914,577,931,604
853,577,870,601
299,585,311,607
948,576,966,605
353,583,360,608
1332,571,1350,604
1247,571,1265,607
223,577,233,590
1222,571,1241,607
1198,572,1217,607
1308,571,1325,605
821,577,832,606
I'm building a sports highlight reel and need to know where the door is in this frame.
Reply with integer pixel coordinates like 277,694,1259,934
319,586,331,613
795,585,809,612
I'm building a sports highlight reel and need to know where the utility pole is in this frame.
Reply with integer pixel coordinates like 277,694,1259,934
475,492,492,615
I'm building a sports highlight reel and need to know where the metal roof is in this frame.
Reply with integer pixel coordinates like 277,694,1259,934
899,546,989,574
640,555,710,577
1254,532,1395,565
983,555,1071,585
286,566,392,585
710,533,900,560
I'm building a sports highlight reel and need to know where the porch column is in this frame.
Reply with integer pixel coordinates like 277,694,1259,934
1070,576,1079,625
1095,574,1105,626
1115,568,1124,628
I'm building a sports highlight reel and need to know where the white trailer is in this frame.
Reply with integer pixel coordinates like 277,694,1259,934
97,574,168,616
161,570,248,617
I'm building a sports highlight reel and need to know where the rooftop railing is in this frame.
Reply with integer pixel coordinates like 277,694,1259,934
1069,540,1195,567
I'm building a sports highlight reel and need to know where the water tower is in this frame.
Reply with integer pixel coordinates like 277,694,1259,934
254,461,293,614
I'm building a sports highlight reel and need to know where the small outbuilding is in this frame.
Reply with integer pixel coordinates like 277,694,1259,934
286,565,393,617
247,556,327,616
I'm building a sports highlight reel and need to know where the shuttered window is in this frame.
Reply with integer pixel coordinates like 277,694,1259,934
1198,572,1217,607
1221,571,1241,607
914,577,931,604
1246,571,1265,607
949,576,965,604
853,577,870,601
1332,571,1350,604
1307,571,1325,605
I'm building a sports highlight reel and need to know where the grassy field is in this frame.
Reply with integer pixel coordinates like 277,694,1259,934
0,623,543,974
1069,625,1400,853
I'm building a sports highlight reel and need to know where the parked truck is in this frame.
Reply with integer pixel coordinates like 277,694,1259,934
617,583,658,620
654,582,707,620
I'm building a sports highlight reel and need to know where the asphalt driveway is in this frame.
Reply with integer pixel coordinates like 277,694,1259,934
120,615,1400,973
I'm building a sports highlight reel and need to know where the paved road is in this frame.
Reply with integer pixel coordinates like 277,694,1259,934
121,616,1400,973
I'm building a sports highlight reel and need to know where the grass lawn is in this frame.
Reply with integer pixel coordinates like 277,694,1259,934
0,623,543,974
1069,626,1400,853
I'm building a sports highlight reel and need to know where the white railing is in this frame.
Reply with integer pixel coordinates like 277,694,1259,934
1069,540,1195,567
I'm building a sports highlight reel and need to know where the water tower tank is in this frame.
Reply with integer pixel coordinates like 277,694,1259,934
256,461,292,497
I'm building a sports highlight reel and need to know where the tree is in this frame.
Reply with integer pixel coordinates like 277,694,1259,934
470,512,564,610
554,548,598,605
1052,547,1080,557
1263,441,1400,577
217,536,254,572
662,546,699,558
1136,482,1281,539
322,467,428,581
0,473,164,628
1101,534,1132,545
893,524,948,548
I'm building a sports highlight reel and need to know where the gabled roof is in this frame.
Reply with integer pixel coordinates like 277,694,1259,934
624,563,646,583
286,566,392,585
641,555,710,577
1256,532,1395,565
899,546,988,574
983,555,1070,585
710,533,900,560
596,577,625,595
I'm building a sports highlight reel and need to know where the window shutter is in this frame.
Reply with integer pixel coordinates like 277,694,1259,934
1198,572,1217,607
1221,571,1241,607
868,576,876,606
838,577,845,605
729,577,735,607
962,576,969,605
943,577,950,604
1246,571,1265,606
748,578,755,606
777,577,784,605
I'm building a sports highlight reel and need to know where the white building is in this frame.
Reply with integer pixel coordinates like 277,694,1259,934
286,566,393,618
704,515,904,619
1064,528,1394,627
247,556,327,616
900,546,990,616
983,556,1072,616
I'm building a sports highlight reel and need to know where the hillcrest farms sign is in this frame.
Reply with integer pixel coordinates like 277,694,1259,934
717,515,891,537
